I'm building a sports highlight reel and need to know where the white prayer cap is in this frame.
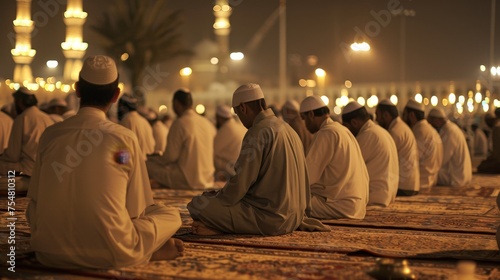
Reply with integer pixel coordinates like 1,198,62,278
342,101,363,115
48,98,67,108
232,83,264,107
378,99,396,106
216,105,232,118
299,95,326,113
79,55,118,85
283,100,300,112
405,99,424,112
428,108,446,119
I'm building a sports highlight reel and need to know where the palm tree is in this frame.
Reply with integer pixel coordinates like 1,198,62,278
91,0,192,104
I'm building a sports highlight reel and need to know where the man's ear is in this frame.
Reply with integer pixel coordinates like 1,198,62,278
110,88,121,103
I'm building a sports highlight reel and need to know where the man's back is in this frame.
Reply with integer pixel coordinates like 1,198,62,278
164,109,216,189
0,111,13,154
438,121,472,186
412,119,443,189
120,111,155,156
356,120,399,207
388,117,420,193
28,108,157,268
214,118,247,177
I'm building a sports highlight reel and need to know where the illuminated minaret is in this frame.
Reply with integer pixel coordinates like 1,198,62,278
11,0,36,83
213,0,232,76
61,0,88,82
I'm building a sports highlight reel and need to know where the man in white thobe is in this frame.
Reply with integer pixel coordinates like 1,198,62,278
147,89,216,189
27,55,183,269
428,108,472,186
342,101,399,207
402,99,443,189
376,99,420,196
146,111,169,155
188,84,329,235
214,105,247,181
281,99,314,154
0,88,54,176
0,110,13,154
300,95,369,219
118,94,156,157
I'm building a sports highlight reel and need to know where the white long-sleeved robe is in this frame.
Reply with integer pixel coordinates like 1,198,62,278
214,118,247,178
147,109,216,189
473,128,488,158
437,120,472,186
412,119,443,189
188,109,329,235
306,118,369,219
0,111,13,154
0,106,54,176
387,117,420,192
120,111,155,157
356,120,399,207
27,107,181,269
152,120,169,155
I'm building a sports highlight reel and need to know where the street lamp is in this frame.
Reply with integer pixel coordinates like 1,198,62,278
179,67,192,88
315,68,326,95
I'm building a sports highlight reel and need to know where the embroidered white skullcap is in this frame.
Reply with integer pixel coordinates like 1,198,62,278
428,108,446,119
216,105,232,118
283,100,300,112
232,83,264,107
79,55,118,85
342,101,363,115
378,99,396,106
299,95,327,113
405,98,424,112
48,98,67,108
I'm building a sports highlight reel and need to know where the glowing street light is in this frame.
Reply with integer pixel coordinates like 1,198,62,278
180,67,192,88
46,60,58,69
350,42,370,52
315,68,326,95
230,52,244,61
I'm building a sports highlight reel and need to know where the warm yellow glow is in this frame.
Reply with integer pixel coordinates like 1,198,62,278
13,19,33,27
423,98,429,106
448,93,456,104
221,5,231,12
61,42,88,51
467,103,474,113
367,95,378,108
46,60,58,68
442,99,449,106
333,106,342,115
341,89,349,96
415,93,423,103
195,104,205,115
118,83,124,92
475,92,482,103
45,83,56,92
213,19,230,29
458,95,465,104
467,98,474,106
340,95,349,107
298,79,307,87
210,57,219,65
306,80,316,88
344,80,352,88
476,81,482,92
350,42,370,51
357,96,366,106
494,99,500,107
485,97,490,104
61,84,71,93
158,105,168,113
213,5,221,12
179,67,192,77
457,106,464,114
320,95,329,106
22,80,29,87
480,65,486,72
5,79,11,86
468,90,473,98
483,103,489,112
121,53,129,61
64,10,88,19
47,77,56,84
430,96,438,106
491,66,498,76
56,81,62,89
315,68,326,77
390,95,398,105
230,52,244,61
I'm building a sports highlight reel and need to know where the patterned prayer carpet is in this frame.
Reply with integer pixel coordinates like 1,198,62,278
1,174,500,279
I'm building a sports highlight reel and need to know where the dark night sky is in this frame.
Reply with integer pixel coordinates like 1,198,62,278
0,0,499,86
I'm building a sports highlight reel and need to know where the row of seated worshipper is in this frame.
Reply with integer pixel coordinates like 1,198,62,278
22,53,486,272
25,56,328,270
